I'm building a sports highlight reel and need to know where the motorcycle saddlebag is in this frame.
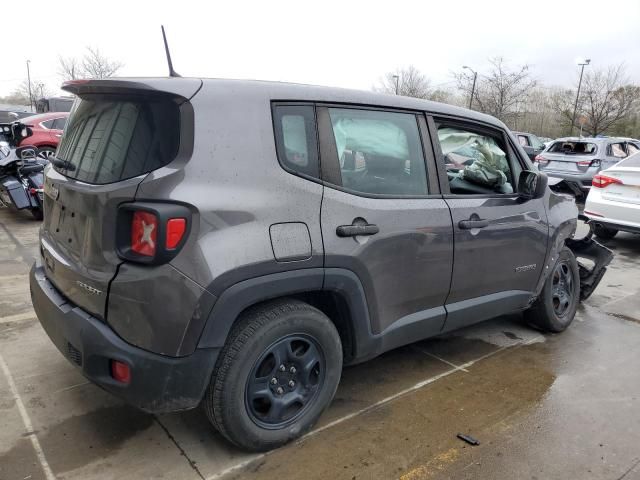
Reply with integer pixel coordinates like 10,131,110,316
1,179,30,209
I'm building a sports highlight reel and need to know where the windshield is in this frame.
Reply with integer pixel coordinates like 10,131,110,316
54,95,180,184
548,141,597,155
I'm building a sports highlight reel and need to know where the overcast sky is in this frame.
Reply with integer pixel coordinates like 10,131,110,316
1,0,639,98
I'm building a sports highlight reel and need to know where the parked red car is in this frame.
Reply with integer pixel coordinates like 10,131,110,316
18,112,69,159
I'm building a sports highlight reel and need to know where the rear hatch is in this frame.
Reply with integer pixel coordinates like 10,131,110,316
40,78,200,319
601,154,640,206
539,140,599,173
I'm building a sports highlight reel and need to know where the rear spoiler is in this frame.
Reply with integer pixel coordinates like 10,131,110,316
61,78,202,102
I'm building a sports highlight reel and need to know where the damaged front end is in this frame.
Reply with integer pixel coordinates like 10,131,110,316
566,215,614,301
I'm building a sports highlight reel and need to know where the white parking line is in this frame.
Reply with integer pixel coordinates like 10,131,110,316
0,353,56,480
204,336,542,479
206,455,266,480
412,345,470,372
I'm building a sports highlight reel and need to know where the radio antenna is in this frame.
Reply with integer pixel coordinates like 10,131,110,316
161,25,181,77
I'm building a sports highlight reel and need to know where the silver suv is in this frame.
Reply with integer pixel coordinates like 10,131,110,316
535,137,640,196
30,78,612,451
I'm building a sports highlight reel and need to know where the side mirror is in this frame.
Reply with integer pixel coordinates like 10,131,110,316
518,170,548,200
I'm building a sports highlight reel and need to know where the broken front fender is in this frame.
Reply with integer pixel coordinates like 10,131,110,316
566,217,614,301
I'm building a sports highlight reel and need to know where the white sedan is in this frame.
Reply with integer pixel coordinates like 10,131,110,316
584,152,640,239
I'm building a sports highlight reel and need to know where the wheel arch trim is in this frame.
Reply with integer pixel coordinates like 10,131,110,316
197,268,372,355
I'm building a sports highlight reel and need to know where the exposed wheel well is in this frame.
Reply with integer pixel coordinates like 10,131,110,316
235,291,356,364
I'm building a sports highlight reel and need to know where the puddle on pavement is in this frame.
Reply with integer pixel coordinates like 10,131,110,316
0,437,46,480
0,405,154,474
228,342,556,480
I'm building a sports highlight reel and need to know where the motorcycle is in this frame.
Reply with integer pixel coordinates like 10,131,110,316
0,122,47,220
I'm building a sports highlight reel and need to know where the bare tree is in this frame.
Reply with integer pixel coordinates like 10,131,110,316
552,65,640,137
376,65,433,99
58,56,82,81
57,46,123,81
3,80,53,106
81,46,123,79
455,57,537,125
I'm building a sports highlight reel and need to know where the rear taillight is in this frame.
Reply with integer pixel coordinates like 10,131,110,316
577,159,600,167
592,174,623,188
117,203,191,264
166,218,187,250
131,211,158,257
534,154,548,165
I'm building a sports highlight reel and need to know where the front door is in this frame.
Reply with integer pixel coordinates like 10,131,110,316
318,106,453,338
430,117,548,332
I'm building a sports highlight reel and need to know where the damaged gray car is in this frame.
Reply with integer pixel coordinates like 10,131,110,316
30,78,612,452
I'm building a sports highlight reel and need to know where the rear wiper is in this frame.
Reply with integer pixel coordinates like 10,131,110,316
49,155,76,172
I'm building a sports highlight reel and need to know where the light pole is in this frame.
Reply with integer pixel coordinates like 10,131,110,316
571,58,590,136
392,74,399,95
26,60,33,112
463,66,477,109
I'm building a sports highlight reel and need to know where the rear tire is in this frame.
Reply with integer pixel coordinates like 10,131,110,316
593,224,618,240
204,299,342,452
525,247,580,333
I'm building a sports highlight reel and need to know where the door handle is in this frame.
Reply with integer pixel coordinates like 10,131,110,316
458,219,489,230
336,223,379,237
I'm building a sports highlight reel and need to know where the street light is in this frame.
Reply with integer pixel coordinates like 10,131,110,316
26,60,33,112
392,74,399,95
463,65,478,110
570,58,591,136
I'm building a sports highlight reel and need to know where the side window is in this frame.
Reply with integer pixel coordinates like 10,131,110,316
52,117,67,130
326,108,427,196
41,119,55,129
530,134,545,149
272,104,319,179
627,143,639,155
609,142,627,158
517,135,530,147
437,125,515,195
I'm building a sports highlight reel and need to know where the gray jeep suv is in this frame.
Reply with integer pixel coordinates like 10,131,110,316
30,78,612,452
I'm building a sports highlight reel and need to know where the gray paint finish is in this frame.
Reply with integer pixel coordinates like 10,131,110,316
35,76,591,365
321,187,454,335
269,222,312,262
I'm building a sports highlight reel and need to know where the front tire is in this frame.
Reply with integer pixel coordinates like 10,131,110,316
204,299,342,452
525,247,580,333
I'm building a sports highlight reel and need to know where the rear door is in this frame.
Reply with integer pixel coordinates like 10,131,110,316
41,80,199,319
318,105,453,338
429,116,548,332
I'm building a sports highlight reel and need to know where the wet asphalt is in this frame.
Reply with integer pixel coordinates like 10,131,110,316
1,206,639,480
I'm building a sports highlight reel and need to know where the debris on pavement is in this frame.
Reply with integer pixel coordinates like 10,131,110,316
457,433,480,446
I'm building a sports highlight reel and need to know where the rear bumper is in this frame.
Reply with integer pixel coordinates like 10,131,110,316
544,171,593,192
585,193,640,234
591,220,640,235
30,262,219,413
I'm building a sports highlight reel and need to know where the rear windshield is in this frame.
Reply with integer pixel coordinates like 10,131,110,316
548,141,597,155
54,96,180,184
